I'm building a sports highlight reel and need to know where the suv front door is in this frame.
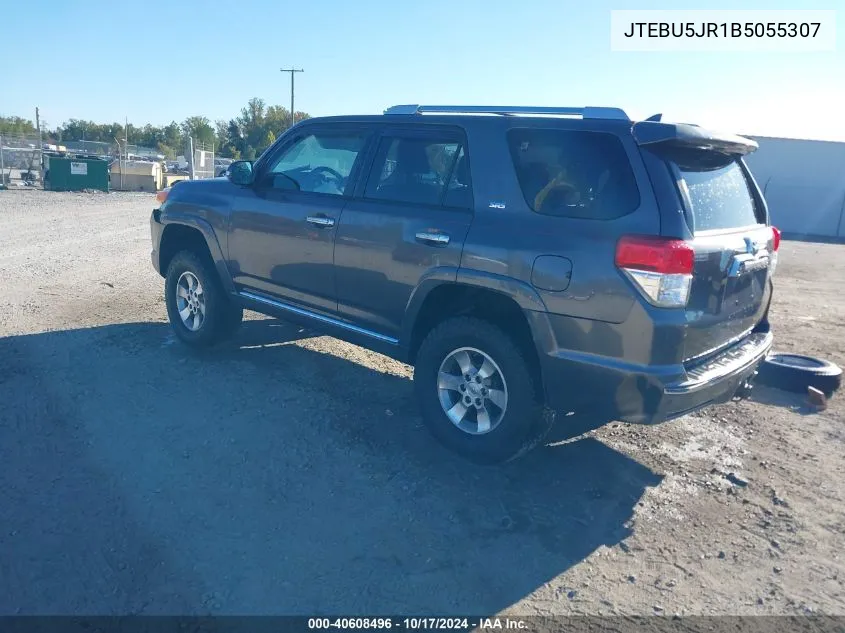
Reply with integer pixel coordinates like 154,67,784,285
334,127,474,339
227,125,371,314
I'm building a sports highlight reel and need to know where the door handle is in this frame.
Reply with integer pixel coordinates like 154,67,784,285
306,215,335,228
415,232,450,246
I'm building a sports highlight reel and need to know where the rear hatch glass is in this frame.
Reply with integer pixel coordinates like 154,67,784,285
679,154,760,232
664,148,773,362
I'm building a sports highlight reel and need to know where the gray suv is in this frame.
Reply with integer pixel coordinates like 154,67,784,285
150,104,778,463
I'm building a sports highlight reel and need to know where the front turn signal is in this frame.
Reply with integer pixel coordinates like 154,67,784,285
155,188,170,205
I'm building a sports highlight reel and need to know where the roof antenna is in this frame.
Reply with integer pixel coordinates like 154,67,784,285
646,113,663,122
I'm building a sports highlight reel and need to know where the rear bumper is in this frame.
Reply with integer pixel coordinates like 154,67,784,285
531,308,773,424
638,331,772,423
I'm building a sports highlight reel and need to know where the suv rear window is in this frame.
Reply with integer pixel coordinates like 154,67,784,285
507,129,640,219
673,152,761,232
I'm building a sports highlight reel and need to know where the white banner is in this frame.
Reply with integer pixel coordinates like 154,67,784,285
611,10,836,52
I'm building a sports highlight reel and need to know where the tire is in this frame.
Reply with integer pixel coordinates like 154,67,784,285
757,353,842,397
165,250,243,348
413,317,547,464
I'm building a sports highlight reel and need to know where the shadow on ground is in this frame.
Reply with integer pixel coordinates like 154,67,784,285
0,319,662,615
747,384,817,416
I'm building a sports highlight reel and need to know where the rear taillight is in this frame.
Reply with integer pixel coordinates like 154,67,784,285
615,235,695,308
769,226,781,277
770,226,781,251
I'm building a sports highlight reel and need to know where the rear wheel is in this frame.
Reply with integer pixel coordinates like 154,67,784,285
165,250,242,348
413,317,547,464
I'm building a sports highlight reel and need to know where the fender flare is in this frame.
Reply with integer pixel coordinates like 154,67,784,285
401,267,549,350
159,213,236,295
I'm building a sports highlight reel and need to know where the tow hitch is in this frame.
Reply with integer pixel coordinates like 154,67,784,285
732,372,758,401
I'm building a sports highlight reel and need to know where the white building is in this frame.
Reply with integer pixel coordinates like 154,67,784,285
744,136,845,239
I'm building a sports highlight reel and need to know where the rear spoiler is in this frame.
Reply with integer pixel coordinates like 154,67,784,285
632,121,758,156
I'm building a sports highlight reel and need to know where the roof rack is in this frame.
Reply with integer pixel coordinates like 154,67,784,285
383,104,630,121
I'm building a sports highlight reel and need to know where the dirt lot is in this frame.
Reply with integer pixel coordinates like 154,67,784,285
1,190,843,617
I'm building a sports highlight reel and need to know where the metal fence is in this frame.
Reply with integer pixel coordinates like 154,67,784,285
190,140,216,180
60,139,114,157
1,132,223,191
0,134,43,188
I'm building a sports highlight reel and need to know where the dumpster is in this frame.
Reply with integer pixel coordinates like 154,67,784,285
45,156,110,192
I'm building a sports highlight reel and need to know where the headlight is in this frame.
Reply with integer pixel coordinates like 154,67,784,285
155,187,171,205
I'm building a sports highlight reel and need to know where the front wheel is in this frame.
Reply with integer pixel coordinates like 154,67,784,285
165,250,243,348
413,317,548,464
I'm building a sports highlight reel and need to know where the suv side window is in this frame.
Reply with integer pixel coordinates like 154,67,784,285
507,128,640,219
263,131,368,196
365,135,472,209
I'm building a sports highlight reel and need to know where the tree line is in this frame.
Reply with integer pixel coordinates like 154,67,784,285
0,98,310,160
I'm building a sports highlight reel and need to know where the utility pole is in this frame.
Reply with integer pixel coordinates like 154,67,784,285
36,107,43,184
124,116,128,190
280,67,304,129
114,136,123,190
188,136,195,181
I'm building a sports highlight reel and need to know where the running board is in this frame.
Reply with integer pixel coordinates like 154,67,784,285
238,291,399,345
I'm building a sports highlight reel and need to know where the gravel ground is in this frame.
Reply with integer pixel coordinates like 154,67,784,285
0,190,843,616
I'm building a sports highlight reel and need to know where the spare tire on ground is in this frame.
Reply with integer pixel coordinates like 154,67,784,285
757,353,842,397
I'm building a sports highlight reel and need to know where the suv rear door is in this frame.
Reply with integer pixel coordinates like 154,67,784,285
334,126,474,339
638,126,777,363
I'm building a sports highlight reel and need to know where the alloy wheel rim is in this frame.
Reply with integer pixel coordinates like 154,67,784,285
437,346,508,435
175,271,205,332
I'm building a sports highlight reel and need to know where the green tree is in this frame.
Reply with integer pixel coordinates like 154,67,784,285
162,122,182,151
216,119,244,159
214,119,229,150
237,98,268,153
138,124,164,148
182,116,215,147
0,116,38,136
157,143,177,160
265,105,291,138
239,98,266,130
3,97,310,158
56,118,88,141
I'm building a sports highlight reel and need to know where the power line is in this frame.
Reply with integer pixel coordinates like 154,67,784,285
280,67,304,130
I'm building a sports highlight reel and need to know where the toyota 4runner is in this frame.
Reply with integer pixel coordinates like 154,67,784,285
150,104,778,463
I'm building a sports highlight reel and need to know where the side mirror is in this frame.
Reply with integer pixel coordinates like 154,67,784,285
228,161,254,186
